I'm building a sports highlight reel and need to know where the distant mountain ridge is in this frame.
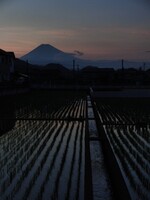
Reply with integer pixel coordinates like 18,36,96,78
20,44,150,69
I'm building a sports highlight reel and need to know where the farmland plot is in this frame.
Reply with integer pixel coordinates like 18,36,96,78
96,98,150,200
13,90,86,120
0,94,86,200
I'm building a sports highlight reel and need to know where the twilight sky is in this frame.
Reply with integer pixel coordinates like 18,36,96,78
0,0,150,61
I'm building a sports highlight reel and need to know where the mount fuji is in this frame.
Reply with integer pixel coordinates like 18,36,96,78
20,44,77,68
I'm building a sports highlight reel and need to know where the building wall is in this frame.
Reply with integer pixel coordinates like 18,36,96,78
0,52,15,82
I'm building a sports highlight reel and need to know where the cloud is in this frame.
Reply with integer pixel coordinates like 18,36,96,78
74,50,84,56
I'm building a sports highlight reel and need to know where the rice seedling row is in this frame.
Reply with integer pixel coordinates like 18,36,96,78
0,98,86,200
96,99,150,200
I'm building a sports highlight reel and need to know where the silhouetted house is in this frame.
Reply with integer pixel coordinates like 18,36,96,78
115,68,145,85
98,68,115,83
0,49,15,81
146,69,150,84
81,66,114,85
36,63,72,85
143,69,150,85
14,58,30,74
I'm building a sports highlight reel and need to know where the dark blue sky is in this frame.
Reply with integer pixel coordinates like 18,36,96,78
0,0,150,61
